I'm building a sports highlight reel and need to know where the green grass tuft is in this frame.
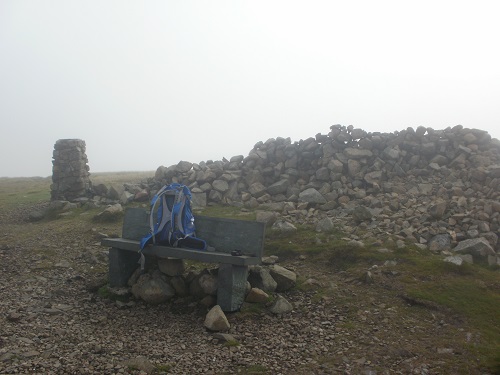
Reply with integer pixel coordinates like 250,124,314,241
223,340,241,347
156,363,172,372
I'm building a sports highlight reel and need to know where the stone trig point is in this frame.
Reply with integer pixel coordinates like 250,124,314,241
51,139,92,201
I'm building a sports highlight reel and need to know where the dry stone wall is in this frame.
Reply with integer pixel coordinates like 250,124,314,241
148,125,500,254
51,139,92,201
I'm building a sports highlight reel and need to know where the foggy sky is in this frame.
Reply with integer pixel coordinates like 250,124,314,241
1,1,499,177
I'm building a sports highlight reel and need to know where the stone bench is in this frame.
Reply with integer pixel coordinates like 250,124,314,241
101,207,265,312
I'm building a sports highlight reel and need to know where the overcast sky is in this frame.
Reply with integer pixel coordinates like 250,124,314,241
1,1,499,177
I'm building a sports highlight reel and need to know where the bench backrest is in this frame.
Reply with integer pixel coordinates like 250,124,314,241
122,207,265,258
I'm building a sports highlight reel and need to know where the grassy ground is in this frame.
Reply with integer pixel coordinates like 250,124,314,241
264,225,500,372
0,176,51,208
91,171,155,185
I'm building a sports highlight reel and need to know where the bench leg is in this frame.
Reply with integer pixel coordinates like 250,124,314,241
108,248,141,287
217,264,248,312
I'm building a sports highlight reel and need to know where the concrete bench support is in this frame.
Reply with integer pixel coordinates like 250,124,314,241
217,264,249,312
108,247,140,287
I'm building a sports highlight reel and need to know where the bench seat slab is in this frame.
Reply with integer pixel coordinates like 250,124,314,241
102,238,260,266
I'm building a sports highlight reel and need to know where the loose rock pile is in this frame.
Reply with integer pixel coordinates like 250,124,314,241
111,256,297,330
51,139,92,201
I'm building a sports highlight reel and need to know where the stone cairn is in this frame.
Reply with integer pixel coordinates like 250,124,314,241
51,139,92,201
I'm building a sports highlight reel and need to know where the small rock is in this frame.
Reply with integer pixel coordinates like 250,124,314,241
0,352,14,362
437,348,454,354
245,288,269,303
131,273,176,304
360,271,374,284
199,295,216,307
6,312,22,322
315,217,334,232
213,333,237,343
122,356,156,374
271,220,297,232
444,256,463,266
269,265,297,292
28,210,45,222
488,255,500,266
428,234,452,252
351,206,372,223
261,255,279,265
269,294,293,315
428,201,447,219
348,239,365,248
204,305,230,331
22,351,40,358
299,188,326,204
55,260,71,268
248,266,277,292
453,237,496,258
158,257,185,276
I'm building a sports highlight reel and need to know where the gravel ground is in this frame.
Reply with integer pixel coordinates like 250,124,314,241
0,204,493,374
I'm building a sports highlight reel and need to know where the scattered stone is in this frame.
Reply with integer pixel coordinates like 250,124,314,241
55,260,71,268
488,255,500,266
269,265,297,292
360,271,374,284
94,203,123,221
6,312,22,322
428,200,447,219
0,352,14,362
255,211,278,226
158,258,185,276
315,217,334,232
116,300,135,308
213,333,237,343
245,288,269,303
204,305,230,331
131,273,176,304
351,206,372,222
122,356,156,374
299,188,326,204
267,179,290,195
453,238,496,258
199,295,217,308
269,294,293,315
22,350,40,358
28,210,45,222
348,239,365,248
176,160,193,173
271,220,297,232
444,256,463,266
248,266,277,292
460,254,474,264
198,273,218,296
429,234,452,252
